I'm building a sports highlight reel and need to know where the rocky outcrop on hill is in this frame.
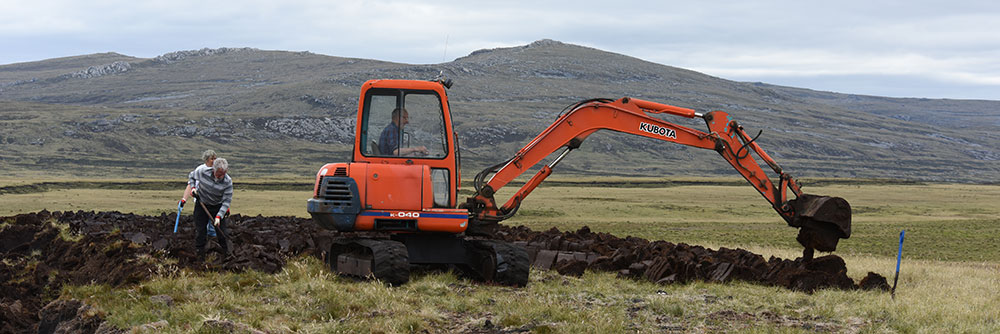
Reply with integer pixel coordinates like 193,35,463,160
72,114,142,132
1,77,38,88
461,39,568,60
459,125,528,147
152,47,259,64
59,112,356,144
260,116,355,144
67,61,132,79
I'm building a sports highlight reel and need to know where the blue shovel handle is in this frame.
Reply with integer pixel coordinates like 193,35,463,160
174,201,183,233
895,230,905,273
891,230,905,297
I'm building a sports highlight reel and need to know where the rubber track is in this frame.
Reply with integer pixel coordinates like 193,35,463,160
329,238,410,285
473,240,529,287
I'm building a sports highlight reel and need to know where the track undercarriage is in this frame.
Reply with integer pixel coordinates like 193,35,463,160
327,234,529,286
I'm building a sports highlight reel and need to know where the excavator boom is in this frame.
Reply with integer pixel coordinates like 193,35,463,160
463,97,851,259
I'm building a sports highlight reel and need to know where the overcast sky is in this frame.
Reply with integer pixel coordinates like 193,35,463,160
2,0,998,100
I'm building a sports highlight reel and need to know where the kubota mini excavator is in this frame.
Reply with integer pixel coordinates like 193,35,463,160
307,78,851,286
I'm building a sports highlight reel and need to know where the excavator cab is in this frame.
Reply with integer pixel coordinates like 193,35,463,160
308,79,465,234
307,79,532,286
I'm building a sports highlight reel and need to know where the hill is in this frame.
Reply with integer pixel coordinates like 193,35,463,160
1,40,998,182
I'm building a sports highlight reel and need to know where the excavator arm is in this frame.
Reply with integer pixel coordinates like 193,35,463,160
462,97,851,259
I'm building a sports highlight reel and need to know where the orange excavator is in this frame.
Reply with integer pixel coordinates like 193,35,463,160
307,78,851,286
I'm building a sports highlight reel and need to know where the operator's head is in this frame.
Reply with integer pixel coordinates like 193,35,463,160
212,158,229,179
391,108,409,126
202,149,217,167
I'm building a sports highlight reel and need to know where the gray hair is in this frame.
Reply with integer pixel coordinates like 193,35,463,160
201,149,217,162
213,158,229,173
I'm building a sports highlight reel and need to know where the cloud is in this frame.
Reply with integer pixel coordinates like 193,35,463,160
1,0,998,99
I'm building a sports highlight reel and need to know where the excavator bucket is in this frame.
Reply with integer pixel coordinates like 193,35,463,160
787,194,852,254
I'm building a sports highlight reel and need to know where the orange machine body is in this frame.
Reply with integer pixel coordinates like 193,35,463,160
308,80,466,234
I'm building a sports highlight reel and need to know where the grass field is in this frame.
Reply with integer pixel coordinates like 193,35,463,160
3,177,999,333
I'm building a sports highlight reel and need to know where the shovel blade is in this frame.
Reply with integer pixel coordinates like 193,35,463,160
788,194,852,252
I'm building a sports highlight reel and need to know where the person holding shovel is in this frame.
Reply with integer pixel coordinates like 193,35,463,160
179,150,218,236
181,157,233,261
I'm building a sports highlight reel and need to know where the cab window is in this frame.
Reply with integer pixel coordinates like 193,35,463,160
362,90,447,159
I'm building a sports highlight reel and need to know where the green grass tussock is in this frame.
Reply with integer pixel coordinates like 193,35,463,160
53,253,1000,333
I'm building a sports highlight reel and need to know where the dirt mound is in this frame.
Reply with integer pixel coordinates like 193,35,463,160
52,210,337,273
37,299,106,334
0,210,334,333
1,211,885,333
496,225,879,292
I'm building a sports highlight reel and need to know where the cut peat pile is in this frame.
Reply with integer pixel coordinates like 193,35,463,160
497,225,888,293
1,211,886,333
0,210,336,334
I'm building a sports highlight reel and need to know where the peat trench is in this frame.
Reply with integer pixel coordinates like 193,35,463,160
1,211,889,333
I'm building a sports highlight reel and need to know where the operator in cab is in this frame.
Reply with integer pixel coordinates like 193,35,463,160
378,107,429,156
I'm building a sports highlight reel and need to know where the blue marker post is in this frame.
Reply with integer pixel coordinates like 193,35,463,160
174,201,183,233
891,230,905,299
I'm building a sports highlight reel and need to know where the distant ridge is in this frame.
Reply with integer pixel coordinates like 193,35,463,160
0,40,997,182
